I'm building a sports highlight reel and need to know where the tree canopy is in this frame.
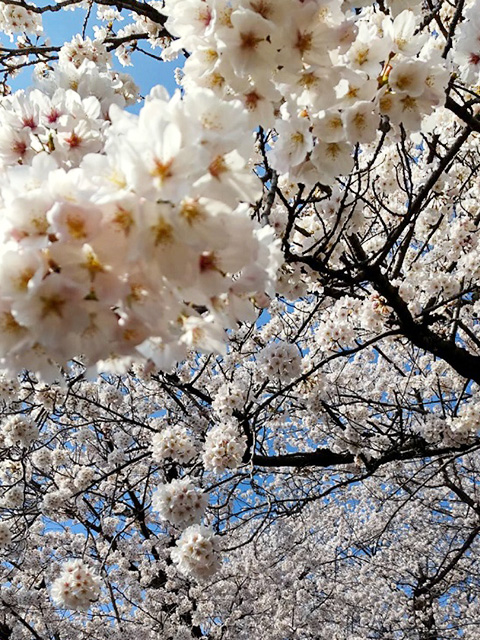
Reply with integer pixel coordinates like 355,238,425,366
1,1,480,638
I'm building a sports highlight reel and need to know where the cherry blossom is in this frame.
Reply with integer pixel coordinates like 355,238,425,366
50,560,102,611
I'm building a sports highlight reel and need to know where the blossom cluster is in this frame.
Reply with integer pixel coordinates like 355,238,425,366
151,477,208,527
162,0,449,187
59,35,110,70
151,423,196,464
257,342,302,382
202,422,246,473
0,3,42,40
171,524,221,580
0,521,12,548
0,55,137,172
51,559,102,611
0,81,279,378
1,414,38,448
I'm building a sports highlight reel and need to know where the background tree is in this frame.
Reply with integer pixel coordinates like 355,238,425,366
1,1,480,638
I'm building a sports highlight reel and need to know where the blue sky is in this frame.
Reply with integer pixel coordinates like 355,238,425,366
6,4,181,104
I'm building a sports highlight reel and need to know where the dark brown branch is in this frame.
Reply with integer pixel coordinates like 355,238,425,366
251,441,475,469
349,234,480,384
445,96,480,134
252,449,354,468
0,0,166,26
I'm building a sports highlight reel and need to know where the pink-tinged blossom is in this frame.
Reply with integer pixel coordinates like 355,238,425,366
0,522,12,548
171,524,221,580
151,423,197,464
51,560,101,611
268,117,314,174
452,5,480,84
202,422,246,473
151,478,208,527
216,9,276,77
1,415,38,448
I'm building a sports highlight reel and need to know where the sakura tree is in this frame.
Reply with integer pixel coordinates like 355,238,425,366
1,0,480,638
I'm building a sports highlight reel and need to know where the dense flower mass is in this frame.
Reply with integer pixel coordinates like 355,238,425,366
1,414,38,447
202,422,247,473
50,560,101,611
0,521,12,547
151,423,197,464
0,0,469,381
0,80,280,379
171,524,221,580
162,0,449,186
151,478,208,527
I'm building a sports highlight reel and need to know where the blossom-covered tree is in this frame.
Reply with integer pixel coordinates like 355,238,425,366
1,0,480,638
